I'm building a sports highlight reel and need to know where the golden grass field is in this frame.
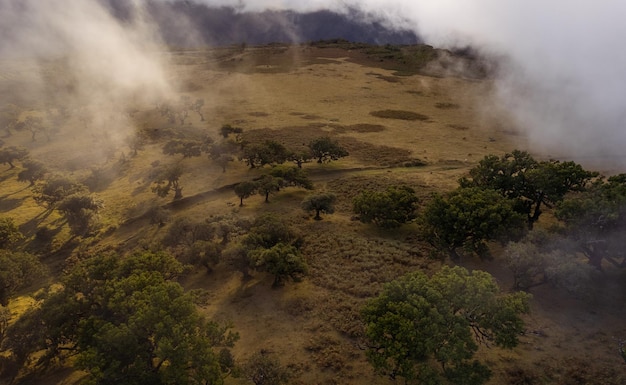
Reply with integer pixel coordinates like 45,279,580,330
1,44,625,384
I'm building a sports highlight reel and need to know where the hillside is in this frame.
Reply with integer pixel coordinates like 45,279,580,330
0,43,625,385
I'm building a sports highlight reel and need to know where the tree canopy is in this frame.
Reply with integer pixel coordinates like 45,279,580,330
421,187,526,259
362,266,530,385
308,137,348,164
301,193,336,220
353,185,418,228
2,251,238,384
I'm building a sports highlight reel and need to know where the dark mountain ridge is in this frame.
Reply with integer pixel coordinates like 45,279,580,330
101,0,420,46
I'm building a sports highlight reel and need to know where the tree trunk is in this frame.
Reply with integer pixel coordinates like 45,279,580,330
314,210,322,220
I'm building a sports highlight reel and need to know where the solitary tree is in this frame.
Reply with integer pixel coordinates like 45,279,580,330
308,137,348,163
353,185,419,228
301,193,336,220
33,175,87,209
269,165,314,190
163,138,210,158
0,146,28,169
248,243,307,287
0,217,23,249
152,163,185,200
421,187,526,259
256,174,281,203
57,193,104,237
362,266,530,385
234,180,258,206
17,159,47,186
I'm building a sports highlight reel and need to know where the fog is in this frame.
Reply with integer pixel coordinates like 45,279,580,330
193,0,626,168
2,0,625,169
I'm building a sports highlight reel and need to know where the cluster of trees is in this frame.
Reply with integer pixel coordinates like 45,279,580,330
234,165,314,205
156,96,206,126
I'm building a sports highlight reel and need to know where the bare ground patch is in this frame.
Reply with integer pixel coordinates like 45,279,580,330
370,109,430,121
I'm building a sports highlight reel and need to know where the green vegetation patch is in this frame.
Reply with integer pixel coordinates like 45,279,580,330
370,109,430,121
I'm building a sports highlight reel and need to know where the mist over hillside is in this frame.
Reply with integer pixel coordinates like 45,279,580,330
101,0,420,46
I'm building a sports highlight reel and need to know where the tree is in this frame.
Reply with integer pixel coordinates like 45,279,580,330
0,250,46,306
192,98,205,121
2,251,238,384
240,350,291,385
353,185,419,228
287,148,313,168
256,174,281,203
0,146,28,169
308,136,348,163
421,187,526,259
268,165,314,190
17,159,47,186
0,217,23,249
460,150,597,228
234,180,258,206
57,193,104,236
362,266,530,385
162,138,210,158
33,175,87,209
152,163,184,200
301,193,336,220
220,124,243,138
240,141,289,169
249,243,307,287
555,174,626,269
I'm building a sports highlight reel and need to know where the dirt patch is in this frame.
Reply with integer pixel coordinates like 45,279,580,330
370,109,430,121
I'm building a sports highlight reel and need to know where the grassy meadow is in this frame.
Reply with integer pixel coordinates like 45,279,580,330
0,43,624,384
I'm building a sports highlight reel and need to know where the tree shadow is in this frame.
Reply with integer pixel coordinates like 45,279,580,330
0,197,27,212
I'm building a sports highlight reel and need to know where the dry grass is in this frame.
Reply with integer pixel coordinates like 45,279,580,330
1,44,622,385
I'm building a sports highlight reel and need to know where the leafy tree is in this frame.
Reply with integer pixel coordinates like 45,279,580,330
243,214,300,250
2,251,238,384
57,193,104,236
555,174,626,269
301,193,336,220
240,350,291,385
460,150,597,228
220,124,243,138
33,175,87,209
362,266,530,384
249,243,307,287
308,136,348,163
24,116,45,142
0,250,46,306
234,180,258,206
152,163,184,200
163,138,210,158
256,174,281,203
268,165,314,190
209,141,238,172
353,185,419,228
287,148,313,168
421,187,526,259
0,217,23,249
17,159,47,186
240,141,289,169
192,98,205,121
0,146,28,169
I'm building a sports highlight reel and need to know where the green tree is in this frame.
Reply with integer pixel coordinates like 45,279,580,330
0,146,28,169
0,217,23,249
17,159,47,186
3,251,238,384
256,174,281,203
362,266,530,384
220,124,243,138
555,174,626,269
353,185,419,228
268,165,314,190
57,193,104,237
234,180,258,206
308,136,348,163
33,175,87,209
240,141,289,169
0,250,46,306
152,163,184,200
249,243,307,287
460,150,597,228
421,187,526,259
301,193,336,220
162,138,210,158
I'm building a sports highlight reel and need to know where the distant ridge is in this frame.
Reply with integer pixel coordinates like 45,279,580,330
101,0,420,46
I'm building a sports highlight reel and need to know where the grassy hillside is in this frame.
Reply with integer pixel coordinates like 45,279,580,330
0,43,624,385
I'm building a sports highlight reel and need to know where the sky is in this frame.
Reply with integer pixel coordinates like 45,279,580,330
1,0,626,168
